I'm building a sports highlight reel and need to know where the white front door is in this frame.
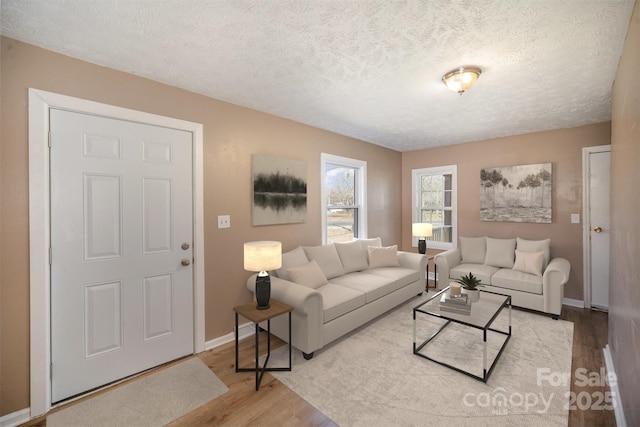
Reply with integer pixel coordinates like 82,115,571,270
50,109,194,402
588,149,611,310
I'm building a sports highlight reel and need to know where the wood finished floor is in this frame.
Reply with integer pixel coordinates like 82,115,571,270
23,305,614,427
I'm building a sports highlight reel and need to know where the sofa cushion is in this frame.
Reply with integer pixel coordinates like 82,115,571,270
330,272,397,303
513,250,545,276
318,283,366,323
275,246,309,281
304,243,345,279
450,263,498,286
516,237,551,269
368,245,400,268
335,240,369,273
287,260,328,289
358,237,382,261
484,237,516,268
492,268,543,294
367,267,419,289
460,237,486,264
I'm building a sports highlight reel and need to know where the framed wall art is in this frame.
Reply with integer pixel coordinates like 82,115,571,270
480,163,552,223
252,154,307,226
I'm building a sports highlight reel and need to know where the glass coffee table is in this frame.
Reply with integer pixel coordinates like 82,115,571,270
413,287,511,382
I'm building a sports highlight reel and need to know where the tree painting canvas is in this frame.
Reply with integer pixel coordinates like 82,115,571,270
252,154,307,226
480,163,552,223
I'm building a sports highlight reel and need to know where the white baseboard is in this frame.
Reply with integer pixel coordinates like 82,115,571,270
204,322,254,351
0,408,30,427
562,297,585,308
603,344,627,427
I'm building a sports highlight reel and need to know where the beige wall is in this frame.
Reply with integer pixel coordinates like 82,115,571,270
610,0,640,424
0,37,402,415
401,122,612,301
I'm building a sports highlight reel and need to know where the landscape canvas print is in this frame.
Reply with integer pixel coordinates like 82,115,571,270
480,163,552,223
252,154,307,226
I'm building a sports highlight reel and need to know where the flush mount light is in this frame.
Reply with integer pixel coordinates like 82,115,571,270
442,66,482,94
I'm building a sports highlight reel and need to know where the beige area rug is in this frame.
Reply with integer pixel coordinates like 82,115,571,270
269,294,574,427
48,357,228,427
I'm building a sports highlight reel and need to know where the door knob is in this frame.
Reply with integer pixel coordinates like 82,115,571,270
181,258,191,266
593,226,602,233
181,243,190,250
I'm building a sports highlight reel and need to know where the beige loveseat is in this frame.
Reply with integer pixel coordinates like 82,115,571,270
434,237,571,319
246,238,427,359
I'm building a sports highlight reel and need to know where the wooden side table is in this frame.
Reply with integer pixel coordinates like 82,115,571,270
234,298,293,390
426,255,436,290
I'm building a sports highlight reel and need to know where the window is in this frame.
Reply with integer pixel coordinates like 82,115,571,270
412,165,457,250
321,153,367,244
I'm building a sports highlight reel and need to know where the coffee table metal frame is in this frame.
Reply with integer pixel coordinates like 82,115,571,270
413,287,512,383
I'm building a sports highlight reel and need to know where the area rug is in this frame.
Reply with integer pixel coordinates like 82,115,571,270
48,357,228,427
269,294,574,427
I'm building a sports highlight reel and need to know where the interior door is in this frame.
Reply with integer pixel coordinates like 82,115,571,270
50,108,194,402
588,150,611,310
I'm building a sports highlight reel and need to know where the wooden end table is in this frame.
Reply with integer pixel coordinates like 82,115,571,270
426,255,436,290
234,298,292,390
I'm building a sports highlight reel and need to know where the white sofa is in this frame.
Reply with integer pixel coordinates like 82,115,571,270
246,238,427,359
434,237,571,319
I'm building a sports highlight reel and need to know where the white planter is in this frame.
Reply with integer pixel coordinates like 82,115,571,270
463,288,480,302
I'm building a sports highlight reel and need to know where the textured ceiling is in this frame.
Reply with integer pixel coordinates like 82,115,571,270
1,0,635,151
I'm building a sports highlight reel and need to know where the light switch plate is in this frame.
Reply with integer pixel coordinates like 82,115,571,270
571,214,580,224
218,215,230,228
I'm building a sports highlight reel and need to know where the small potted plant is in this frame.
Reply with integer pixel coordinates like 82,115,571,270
454,272,484,302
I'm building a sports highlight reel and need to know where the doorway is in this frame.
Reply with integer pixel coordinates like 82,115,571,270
49,109,195,402
28,89,206,416
582,145,611,311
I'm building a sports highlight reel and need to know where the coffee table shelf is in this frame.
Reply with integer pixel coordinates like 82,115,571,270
413,287,511,383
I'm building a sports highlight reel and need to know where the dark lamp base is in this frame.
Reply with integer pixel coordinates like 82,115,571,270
255,274,271,310
418,239,426,254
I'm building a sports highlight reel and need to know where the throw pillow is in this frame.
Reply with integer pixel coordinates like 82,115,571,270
358,237,382,262
484,237,516,268
513,250,545,276
335,240,369,273
368,245,400,268
287,260,328,289
303,243,345,279
275,246,309,281
460,236,487,264
516,237,551,269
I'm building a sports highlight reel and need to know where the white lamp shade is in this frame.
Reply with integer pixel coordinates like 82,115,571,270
412,223,433,238
244,241,282,272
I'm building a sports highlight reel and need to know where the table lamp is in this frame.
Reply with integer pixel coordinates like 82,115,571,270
412,223,433,255
244,241,282,310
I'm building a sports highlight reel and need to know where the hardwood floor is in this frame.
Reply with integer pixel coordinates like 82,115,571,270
562,306,615,427
23,306,615,427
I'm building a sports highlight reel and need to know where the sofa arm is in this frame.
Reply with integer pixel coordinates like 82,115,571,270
397,251,427,275
542,258,571,315
434,248,462,290
246,274,323,317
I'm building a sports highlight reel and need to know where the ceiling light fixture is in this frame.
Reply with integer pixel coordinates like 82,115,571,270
442,66,482,94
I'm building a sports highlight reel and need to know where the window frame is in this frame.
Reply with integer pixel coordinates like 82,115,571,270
321,153,367,244
412,165,458,251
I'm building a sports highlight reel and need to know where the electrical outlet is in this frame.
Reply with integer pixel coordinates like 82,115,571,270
571,214,580,224
218,215,230,228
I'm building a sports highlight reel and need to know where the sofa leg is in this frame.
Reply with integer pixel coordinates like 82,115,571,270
303,352,314,360
552,314,559,320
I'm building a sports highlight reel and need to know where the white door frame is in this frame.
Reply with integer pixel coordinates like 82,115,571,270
28,88,206,417
581,144,611,309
